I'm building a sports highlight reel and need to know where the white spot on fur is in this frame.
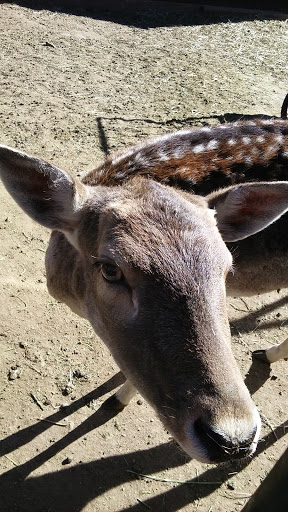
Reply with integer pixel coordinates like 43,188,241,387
157,149,170,162
242,136,251,145
228,139,236,146
266,145,277,155
256,136,265,143
245,156,253,165
134,152,145,163
133,153,151,168
275,134,284,144
115,170,128,179
193,144,205,154
207,139,219,150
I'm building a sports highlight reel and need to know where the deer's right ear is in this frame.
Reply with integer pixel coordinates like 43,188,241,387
0,145,89,234
207,182,288,242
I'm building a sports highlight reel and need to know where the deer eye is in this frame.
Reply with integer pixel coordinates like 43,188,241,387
101,263,123,283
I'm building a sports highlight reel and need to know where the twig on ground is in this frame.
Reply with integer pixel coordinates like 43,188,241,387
37,418,67,426
260,412,278,441
239,298,251,310
24,361,42,375
4,454,19,467
230,304,248,313
136,498,151,510
220,492,252,499
30,392,44,411
127,470,222,485
11,295,27,307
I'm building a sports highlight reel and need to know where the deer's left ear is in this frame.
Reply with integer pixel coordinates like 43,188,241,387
207,182,288,242
0,145,89,232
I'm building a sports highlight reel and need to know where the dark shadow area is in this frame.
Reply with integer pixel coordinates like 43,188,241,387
96,117,111,156
244,358,271,395
1,0,286,29
117,420,288,512
241,446,288,512
0,371,125,458
230,294,288,393
0,412,286,512
228,293,288,392
0,354,286,511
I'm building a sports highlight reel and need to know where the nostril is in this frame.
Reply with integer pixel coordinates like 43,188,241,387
194,417,257,463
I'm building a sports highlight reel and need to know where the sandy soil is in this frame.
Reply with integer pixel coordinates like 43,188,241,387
0,2,287,511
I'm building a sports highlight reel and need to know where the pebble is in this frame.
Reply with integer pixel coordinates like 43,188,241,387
62,457,72,465
8,366,21,380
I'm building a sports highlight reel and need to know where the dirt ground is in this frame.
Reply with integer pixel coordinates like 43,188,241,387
0,2,287,511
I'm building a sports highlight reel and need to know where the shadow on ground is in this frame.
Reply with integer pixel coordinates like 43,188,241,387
0,368,287,512
1,0,286,29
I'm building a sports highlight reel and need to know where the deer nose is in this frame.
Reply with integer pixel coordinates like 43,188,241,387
193,417,258,463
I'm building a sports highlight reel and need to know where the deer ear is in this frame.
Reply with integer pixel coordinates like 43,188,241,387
0,145,89,233
207,182,288,242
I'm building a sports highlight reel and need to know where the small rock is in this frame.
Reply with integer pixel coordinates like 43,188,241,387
8,366,21,380
62,385,73,396
43,41,55,48
73,369,88,381
227,480,235,490
62,457,72,465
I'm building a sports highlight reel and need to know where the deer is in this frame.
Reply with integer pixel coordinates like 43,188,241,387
1,99,288,464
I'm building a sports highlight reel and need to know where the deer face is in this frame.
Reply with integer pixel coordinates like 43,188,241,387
4,143,288,462
75,179,260,462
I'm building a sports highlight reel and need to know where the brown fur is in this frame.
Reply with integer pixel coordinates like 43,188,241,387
83,119,288,195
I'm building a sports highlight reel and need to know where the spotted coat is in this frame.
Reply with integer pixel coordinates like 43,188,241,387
83,119,288,195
